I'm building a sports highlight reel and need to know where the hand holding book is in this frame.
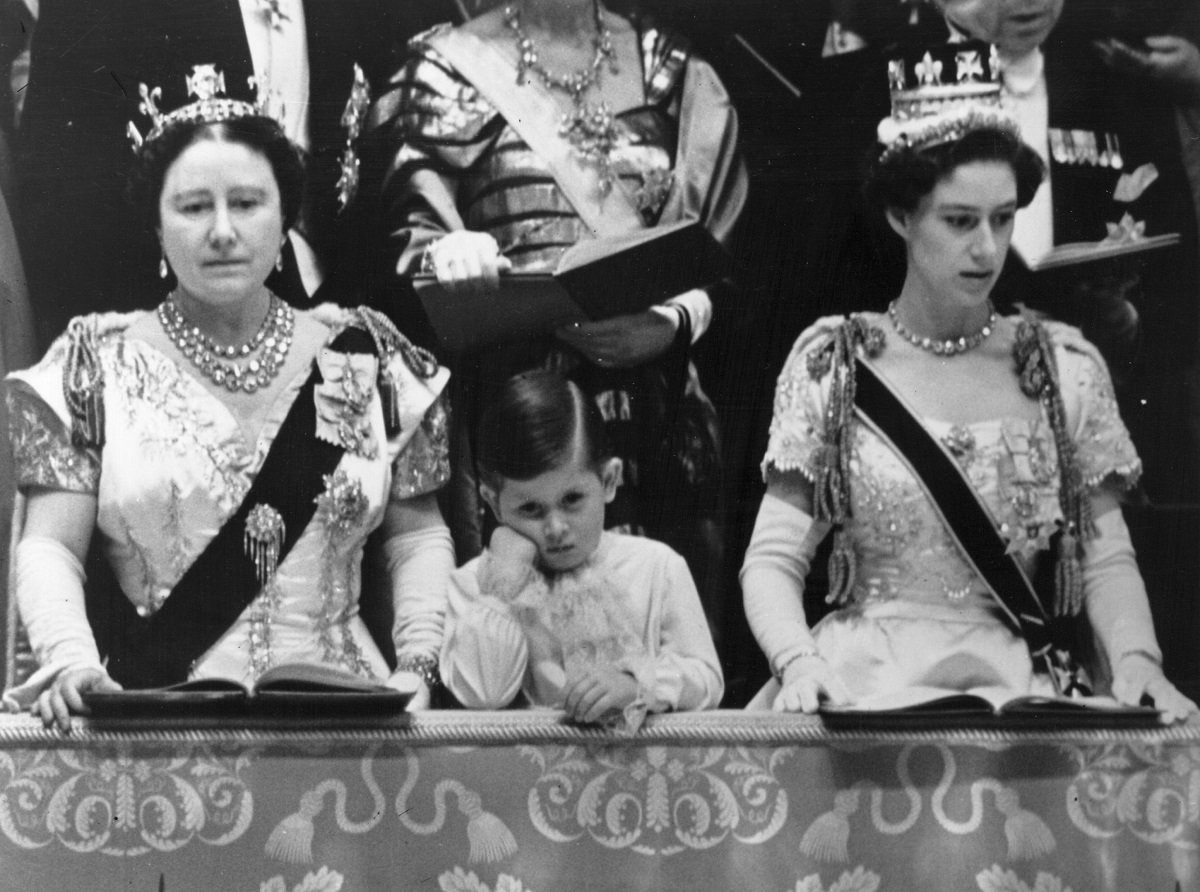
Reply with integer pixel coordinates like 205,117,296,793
421,230,514,296
414,221,734,353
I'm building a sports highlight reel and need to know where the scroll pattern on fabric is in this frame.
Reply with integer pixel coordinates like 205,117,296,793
0,744,254,854
1066,741,1200,849
521,744,790,854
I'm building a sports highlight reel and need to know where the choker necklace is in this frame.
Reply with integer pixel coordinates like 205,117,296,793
504,3,620,191
159,293,295,392
888,300,997,356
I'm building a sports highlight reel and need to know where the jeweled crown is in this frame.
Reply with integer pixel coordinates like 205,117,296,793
877,41,1018,162
126,64,284,151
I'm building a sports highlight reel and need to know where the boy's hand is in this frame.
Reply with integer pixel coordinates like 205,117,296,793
562,666,641,724
489,525,540,566
484,526,541,603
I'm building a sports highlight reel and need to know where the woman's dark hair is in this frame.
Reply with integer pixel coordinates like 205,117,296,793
863,126,1046,216
127,115,307,234
476,369,612,489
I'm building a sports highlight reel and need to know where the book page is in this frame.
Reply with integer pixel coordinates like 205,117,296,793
254,662,400,694
825,685,994,713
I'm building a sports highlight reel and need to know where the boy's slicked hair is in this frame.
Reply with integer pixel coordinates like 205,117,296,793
476,370,611,488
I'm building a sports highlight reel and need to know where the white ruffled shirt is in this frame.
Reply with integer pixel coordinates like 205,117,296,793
441,532,723,717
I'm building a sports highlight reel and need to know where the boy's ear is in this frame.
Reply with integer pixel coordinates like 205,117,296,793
600,457,622,503
885,206,908,240
480,483,502,521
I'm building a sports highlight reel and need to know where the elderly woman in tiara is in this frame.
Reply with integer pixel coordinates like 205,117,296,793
5,65,455,730
740,45,1195,720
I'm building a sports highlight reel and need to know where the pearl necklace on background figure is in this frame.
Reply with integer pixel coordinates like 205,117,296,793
158,292,295,392
887,299,997,356
504,2,621,191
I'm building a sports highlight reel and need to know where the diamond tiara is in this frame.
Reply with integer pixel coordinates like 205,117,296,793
126,64,284,151
876,42,1019,162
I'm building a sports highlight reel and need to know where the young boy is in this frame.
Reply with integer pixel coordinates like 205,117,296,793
440,370,723,730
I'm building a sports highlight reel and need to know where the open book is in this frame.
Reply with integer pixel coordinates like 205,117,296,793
1018,231,1179,273
81,663,419,718
819,685,1161,729
414,219,735,352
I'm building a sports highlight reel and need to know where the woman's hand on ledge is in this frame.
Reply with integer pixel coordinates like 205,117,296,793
556,309,677,368
403,678,432,711
773,656,851,714
35,667,122,733
425,231,512,296
1112,653,1198,724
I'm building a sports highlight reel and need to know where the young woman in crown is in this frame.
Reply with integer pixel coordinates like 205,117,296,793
4,67,455,730
740,48,1196,721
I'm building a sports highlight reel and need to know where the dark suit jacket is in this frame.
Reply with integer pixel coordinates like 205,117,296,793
16,0,441,347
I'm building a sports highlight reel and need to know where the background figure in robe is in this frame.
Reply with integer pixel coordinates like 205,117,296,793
370,0,747,645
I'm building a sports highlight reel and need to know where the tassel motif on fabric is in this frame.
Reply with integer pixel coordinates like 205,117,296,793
799,788,861,862
395,753,519,865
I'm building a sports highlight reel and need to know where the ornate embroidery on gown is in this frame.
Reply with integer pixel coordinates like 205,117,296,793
7,306,449,685
763,315,1140,699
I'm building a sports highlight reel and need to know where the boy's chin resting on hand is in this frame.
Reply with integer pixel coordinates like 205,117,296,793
483,526,542,601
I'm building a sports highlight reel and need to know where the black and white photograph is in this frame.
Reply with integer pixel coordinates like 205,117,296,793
0,1,1198,889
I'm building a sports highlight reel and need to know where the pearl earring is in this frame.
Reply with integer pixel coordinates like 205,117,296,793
159,253,169,280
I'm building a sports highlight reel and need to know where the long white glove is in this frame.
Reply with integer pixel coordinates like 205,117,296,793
5,536,104,710
740,492,829,675
381,523,455,708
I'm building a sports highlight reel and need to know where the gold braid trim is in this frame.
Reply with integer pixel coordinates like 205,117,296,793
351,307,440,438
1014,319,1094,617
62,316,106,449
803,316,885,606
352,307,438,380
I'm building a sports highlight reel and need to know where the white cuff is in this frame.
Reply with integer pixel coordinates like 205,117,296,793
661,288,713,343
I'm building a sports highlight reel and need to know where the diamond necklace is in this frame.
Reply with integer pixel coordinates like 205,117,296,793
887,299,997,356
159,293,295,392
504,3,621,191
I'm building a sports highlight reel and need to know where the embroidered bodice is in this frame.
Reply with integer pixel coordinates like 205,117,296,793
764,315,1140,611
7,305,450,682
